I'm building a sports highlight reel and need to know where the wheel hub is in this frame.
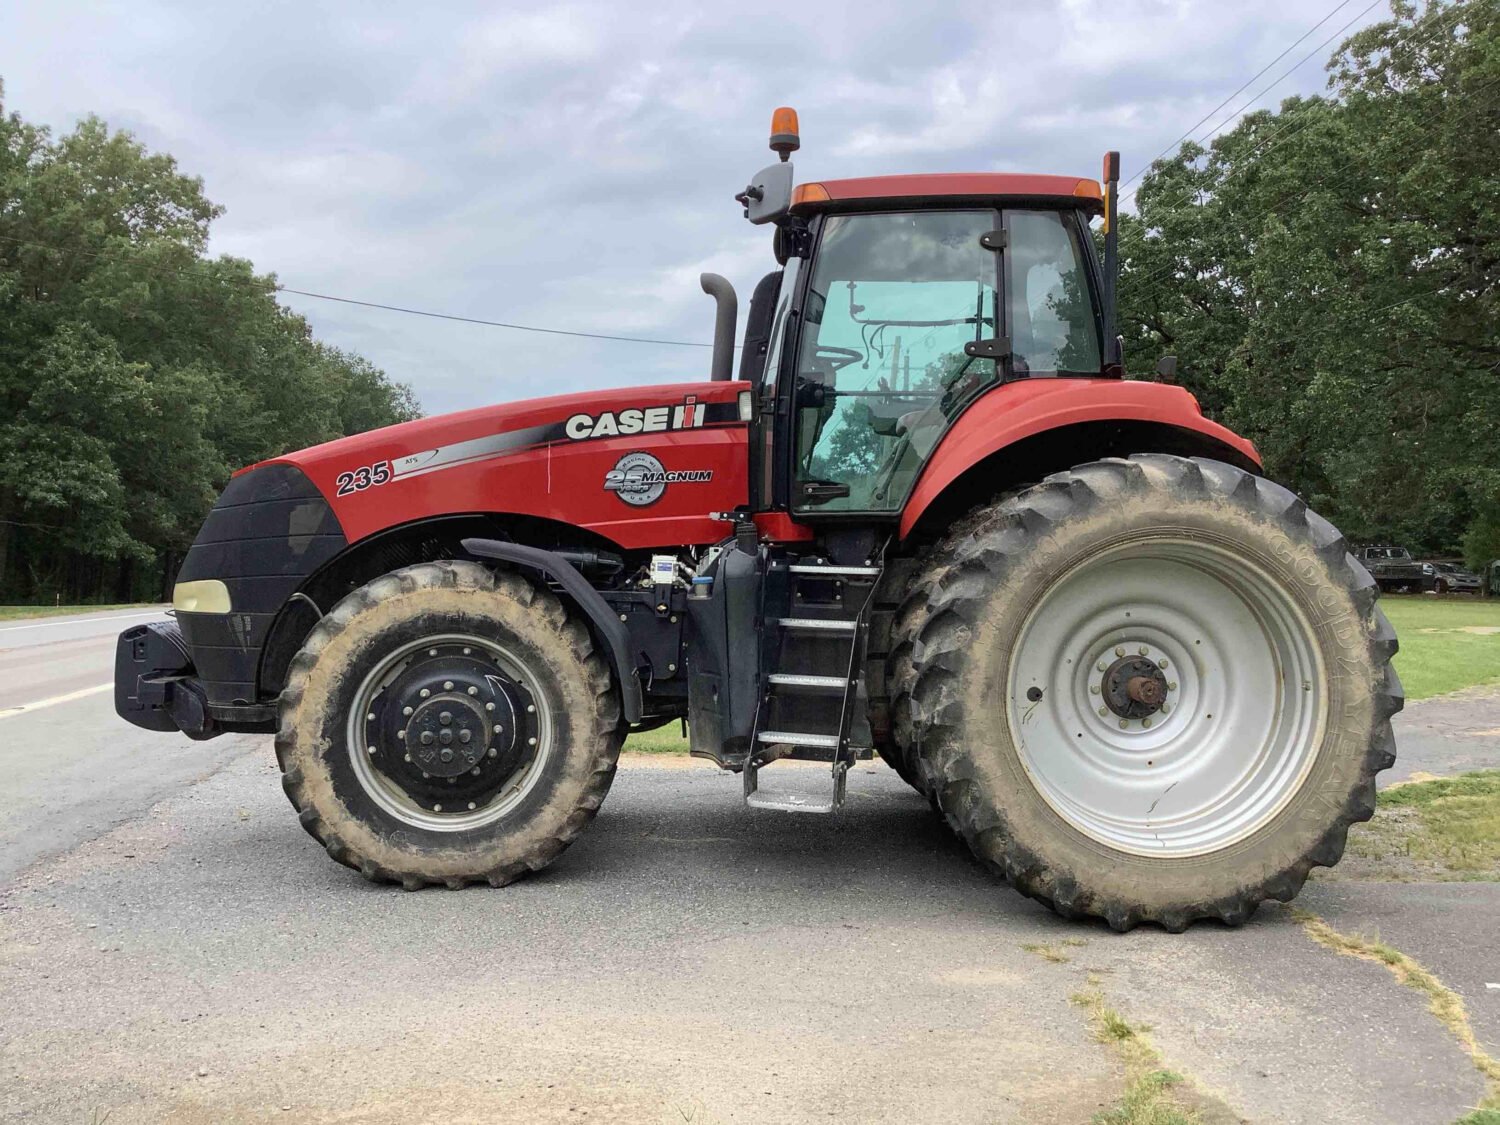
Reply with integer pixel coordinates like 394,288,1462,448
360,645,536,809
406,694,489,778
1101,655,1169,720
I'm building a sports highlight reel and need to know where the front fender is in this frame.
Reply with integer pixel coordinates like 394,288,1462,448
899,379,1261,539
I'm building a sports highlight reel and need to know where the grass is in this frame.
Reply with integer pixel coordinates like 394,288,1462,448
1069,976,1199,1125
1296,910,1500,1114
623,726,691,755
1340,770,1500,881
1380,595,1500,701
0,602,155,622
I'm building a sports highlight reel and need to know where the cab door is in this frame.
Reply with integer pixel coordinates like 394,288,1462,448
781,206,1102,517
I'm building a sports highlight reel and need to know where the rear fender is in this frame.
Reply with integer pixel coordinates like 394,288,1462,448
900,379,1261,540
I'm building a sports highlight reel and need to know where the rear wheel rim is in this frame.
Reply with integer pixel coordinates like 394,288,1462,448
1005,538,1327,858
346,632,554,832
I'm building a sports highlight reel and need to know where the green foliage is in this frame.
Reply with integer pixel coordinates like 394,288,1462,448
1118,0,1500,556
0,80,419,601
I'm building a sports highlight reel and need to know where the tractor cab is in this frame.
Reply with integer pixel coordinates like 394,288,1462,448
718,108,1116,525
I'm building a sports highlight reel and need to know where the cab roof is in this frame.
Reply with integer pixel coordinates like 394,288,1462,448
792,173,1103,214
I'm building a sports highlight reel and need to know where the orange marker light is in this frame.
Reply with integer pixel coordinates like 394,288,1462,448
770,106,800,161
792,182,830,206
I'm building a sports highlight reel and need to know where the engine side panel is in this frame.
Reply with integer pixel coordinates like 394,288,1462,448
253,381,751,550
899,379,1262,539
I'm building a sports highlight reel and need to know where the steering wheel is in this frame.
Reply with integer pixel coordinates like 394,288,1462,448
814,345,863,372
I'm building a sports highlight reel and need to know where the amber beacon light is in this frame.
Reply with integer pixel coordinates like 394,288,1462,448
769,106,800,161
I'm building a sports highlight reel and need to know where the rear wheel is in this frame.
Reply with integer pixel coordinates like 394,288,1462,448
276,561,622,888
888,455,1401,930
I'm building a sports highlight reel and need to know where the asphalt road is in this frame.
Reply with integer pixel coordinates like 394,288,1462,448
2,609,1498,1124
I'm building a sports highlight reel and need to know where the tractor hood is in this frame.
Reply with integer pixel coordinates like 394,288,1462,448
241,380,752,550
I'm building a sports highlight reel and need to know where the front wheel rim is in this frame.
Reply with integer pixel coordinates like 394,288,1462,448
1006,538,1328,858
346,632,554,832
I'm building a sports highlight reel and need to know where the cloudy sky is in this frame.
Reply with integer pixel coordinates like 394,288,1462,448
2,0,1386,416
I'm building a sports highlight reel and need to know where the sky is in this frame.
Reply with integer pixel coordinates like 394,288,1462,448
0,0,1389,417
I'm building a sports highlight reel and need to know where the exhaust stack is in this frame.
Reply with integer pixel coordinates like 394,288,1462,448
700,273,738,382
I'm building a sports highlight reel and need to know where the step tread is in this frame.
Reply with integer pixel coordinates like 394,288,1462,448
756,730,840,748
787,563,882,576
774,617,857,632
745,791,837,813
766,673,850,689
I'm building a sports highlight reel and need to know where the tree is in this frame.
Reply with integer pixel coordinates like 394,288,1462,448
0,81,420,601
1117,0,1499,555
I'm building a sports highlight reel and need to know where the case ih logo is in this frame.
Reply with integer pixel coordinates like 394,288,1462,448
604,452,712,507
565,395,706,441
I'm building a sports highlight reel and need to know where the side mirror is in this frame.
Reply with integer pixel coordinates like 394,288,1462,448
737,162,793,226
1156,354,1178,381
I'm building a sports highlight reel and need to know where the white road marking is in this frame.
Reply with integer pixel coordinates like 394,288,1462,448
1488,982,1499,990
0,610,163,634
0,682,112,720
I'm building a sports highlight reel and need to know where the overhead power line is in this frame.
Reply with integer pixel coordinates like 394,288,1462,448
274,287,718,348
0,233,724,350
1120,0,1360,192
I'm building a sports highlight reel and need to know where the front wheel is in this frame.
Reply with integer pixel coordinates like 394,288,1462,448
276,561,622,888
888,455,1401,930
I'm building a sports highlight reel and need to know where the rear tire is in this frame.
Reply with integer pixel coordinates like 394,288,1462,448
276,561,622,888
888,455,1401,930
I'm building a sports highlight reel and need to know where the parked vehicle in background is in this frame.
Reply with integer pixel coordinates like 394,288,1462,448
1359,545,1424,592
1486,561,1500,598
1422,561,1482,594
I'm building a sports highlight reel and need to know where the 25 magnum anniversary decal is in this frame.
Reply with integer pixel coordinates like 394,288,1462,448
604,452,712,507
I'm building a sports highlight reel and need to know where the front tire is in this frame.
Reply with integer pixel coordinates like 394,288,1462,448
276,561,622,888
888,455,1401,930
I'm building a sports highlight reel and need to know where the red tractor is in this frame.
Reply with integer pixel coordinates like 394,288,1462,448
116,110,1400,930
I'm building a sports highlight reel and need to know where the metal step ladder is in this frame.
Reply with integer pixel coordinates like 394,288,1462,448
743,559,882,813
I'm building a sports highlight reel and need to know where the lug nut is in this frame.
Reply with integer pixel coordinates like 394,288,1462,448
1160,704,1171,714
1142,717,1152,729
468,802,477,811
1098,706,1108,717
472,767,481,775
397,729,406,740
526,704,535,713
420,731,434,745
1159,659,1170,669
366,745,377,755
419,688,430,699
428,649,438,657
366,713,376,722
1138,645,1149,656
459,730,472,744
488,748,498,758
404,753,412,762
443,681,454,691
528,737,537,746
1168,681,1177,691
433,803,442,812
1090,685,1100,695
468,686,479,696
1115,646,1125,657
493,724,503,733
463,647,472,655
485,702,495,712
421,771,430,779
403,706,413,716
1119,719,1129,728
1097,661,1108,672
